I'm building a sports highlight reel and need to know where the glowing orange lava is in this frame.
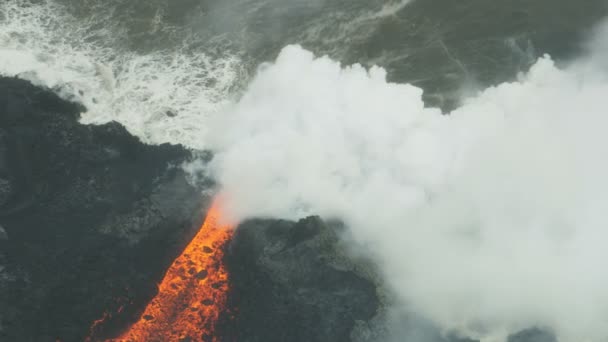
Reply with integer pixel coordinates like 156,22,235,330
107,199,233,342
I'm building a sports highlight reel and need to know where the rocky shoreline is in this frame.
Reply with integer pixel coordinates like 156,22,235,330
0,77,382,342
220,216,380,342
0,76,209,341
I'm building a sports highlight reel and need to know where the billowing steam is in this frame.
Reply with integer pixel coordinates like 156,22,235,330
210,22,608,342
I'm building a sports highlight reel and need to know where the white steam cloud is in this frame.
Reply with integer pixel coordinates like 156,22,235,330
210,23,608,342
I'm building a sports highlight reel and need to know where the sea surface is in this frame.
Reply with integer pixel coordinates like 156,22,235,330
1,0,605,149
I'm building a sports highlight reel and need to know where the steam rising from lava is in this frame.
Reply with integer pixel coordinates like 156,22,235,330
91,199,233,342
209,23,608,342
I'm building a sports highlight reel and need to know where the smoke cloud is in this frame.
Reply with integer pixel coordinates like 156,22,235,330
209,21,608,342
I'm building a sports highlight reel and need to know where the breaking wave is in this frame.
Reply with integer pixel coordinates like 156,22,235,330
0,0,241,149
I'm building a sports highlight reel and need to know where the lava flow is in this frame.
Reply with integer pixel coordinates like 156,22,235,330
101,199,234,342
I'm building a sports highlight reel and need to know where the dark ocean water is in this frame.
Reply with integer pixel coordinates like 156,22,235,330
2,0,607,128
41,0,608,105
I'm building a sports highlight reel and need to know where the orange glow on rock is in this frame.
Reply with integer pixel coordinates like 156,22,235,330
107,199,233,342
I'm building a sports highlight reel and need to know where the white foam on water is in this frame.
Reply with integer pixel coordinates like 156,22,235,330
209,38,608,341
0,0,241,149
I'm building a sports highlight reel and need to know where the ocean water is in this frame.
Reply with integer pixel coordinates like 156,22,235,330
3,1,608,341
1,0,605,149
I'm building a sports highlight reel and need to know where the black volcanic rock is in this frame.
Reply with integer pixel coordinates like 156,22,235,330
0,77,208,341
222,216,380,342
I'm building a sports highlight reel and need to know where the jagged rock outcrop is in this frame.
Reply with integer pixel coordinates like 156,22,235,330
0,77,207,341
221,216,380,342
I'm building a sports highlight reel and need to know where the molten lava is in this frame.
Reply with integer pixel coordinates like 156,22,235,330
107,199,233,342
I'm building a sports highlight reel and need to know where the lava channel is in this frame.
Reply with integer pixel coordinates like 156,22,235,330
100,199,233,342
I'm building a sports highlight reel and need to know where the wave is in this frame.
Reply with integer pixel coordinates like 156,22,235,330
0,0,242,149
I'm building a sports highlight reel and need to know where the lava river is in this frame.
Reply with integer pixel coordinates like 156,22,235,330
93,199,234,342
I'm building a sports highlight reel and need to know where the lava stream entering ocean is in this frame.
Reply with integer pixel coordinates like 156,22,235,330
96,199,234,342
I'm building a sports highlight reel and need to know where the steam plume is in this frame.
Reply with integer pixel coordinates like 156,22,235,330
209,22,608,342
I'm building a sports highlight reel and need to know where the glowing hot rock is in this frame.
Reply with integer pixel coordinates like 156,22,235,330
111,199,234,342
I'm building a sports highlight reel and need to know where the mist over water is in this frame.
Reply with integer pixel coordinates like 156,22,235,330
3,0,608,341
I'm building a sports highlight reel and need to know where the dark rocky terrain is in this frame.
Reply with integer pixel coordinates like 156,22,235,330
221,217,380,342
0,76,209,341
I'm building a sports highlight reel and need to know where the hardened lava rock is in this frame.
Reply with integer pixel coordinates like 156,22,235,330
0,77,206,341
221,216,380,342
